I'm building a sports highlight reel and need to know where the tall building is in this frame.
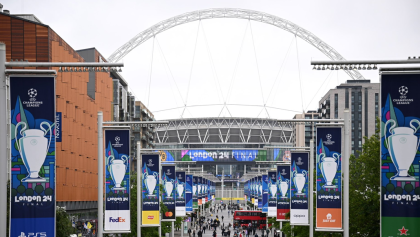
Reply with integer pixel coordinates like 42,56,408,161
318,80,379,156
293,110,319,148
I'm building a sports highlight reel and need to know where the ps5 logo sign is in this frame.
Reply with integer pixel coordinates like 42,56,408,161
296,157,304,165
23,88,43,107
147,159,154,167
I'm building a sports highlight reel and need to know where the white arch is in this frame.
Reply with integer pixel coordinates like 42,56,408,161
108,8,364,80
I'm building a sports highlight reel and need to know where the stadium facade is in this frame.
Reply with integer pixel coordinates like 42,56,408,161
154,117,294,193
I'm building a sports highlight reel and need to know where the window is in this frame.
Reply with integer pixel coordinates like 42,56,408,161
358,114,362,120
359,141,362,147
345,89,349,108
358,104,362,112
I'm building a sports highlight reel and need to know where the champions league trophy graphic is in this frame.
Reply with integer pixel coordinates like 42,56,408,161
176,181,184,198
385,119,420,181
292,170,307,196
269,182,277,199
15,121,53,182
164,177,174,199
198,184,202,196
259,182,262,196
108,155,128,190
193,184,197,196
319,153,340,188
143,171,158,197
278,178,289,199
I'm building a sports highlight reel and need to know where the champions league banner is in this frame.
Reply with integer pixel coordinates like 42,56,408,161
381,73,420,237
186,174,193,213
258,176,262,209
192,176,198,209
290,152,309,224
277,165,290,221
202,178,206,204
316,127,342,229
141,154,160,226
197,176,202,206
10,76,56,237
175,171,186,217
262,174,268,213
104,129,131,231
253,177,258,206
162,165,176,221
268,171,277,217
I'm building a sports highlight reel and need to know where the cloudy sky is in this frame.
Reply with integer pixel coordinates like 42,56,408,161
4,0,420,120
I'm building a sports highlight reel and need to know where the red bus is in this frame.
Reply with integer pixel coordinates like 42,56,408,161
233,211,270,230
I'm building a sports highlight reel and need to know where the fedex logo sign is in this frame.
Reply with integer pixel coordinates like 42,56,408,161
109,217,126,222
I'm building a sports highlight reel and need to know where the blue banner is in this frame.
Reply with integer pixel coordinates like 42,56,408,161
381,73,420,236
262,174,268,213
175,171,186,217
258,176,262,209
290,152,309,224
162,165,176,220
268,171,277,217
105,129,130,231
277,165,290,221
55,112,62,142
141,154,160,225
10,76,56,237
316,126,342,229
186,174,193,212
193,176,198,209
182,149,264,162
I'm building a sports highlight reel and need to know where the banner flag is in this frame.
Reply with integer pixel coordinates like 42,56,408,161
207,179,210,203
141,154,160,226
277,165,290,221
316,126,342,229
162,165,176,221
253,177,258,206
268,171,277,217
186,174,193,213
175,171,186,217
202,178,206,204
192,176,198,209
10,75,56,237
258,176,262,209
104,129,131,231
381,73,420,236
290,152,309,224
262,174,268,213
197,176,202,206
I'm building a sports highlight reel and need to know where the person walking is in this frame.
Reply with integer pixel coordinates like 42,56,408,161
198,229,202,237
222,216,224,222
213,230,217,237
188,228,192,237
227,229,231,237
203,225,206,234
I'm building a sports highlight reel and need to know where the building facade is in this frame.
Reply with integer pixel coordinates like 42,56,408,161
318,80,379,156
292,110,319,148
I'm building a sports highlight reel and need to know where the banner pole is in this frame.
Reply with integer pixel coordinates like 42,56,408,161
0,43,7,237
137,141,141,237
97,112,104,237
309,139,314,237
343,109,350,237
172,221,174,237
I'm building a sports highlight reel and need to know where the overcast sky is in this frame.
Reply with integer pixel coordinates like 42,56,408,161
3,0,420,120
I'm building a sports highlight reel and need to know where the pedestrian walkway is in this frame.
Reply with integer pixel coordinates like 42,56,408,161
174,205,235,237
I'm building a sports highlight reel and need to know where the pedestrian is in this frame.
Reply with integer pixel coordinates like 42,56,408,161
213,230,217,237
222,227,225,236
222,216,224,221
198,229,202,237
227,230,231,237
188,228,192,237
253,228,256,235
203,225,206,234
254,233,258,237
193,230,196,237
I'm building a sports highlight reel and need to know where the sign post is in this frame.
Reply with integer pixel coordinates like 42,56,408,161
290,152,310,225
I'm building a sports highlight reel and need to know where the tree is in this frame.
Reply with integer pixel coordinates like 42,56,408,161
348,119,380,237
56,206,75,237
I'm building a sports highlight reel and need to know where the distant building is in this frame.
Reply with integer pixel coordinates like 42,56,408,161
293,111,319,149
318,80,379,156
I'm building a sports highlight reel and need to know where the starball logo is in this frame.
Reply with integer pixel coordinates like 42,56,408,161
23,88,43,107
281,169,287,176
147,159,154,167
393,85,413,105
112,136,123,147
296,157,304,165
166,169,172,175
323,134,335,145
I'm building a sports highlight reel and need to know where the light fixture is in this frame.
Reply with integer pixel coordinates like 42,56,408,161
362,65,366,70
64,67,68,72
367,65,372,70
326,65,331,70
339,65,344,70
321,65,325,70
373,64,378,70
335,66,340,70
58,67,62,72
118,67,122,72
344,65,348,70
312,66,316,70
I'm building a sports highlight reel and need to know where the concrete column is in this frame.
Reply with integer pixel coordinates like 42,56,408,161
0,43,7,237
97,112,103,237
